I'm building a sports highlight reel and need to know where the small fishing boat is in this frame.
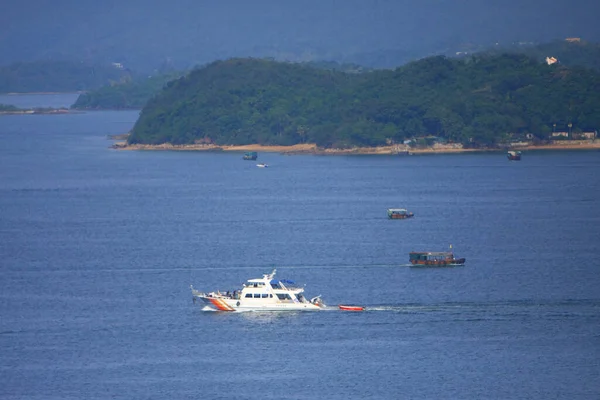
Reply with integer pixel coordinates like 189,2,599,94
387,208,414,219
256,163,268,168
507,150,521,161
191,269,325,312
409,247,466,267
338,305,365,311
243,152,258,160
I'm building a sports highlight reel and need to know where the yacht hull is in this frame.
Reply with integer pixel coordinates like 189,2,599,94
198,296,323,311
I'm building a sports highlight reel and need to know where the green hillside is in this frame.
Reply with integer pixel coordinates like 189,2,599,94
71,72,183,109
70,61,368,110
71,41,600,111
128,54,600,148
484,39,600,71
0,60,134,93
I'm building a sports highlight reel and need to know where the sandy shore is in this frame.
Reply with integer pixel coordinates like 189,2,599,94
509,141,600,151
111,140,600,155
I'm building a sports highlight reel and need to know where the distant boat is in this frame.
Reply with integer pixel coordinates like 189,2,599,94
387,208,414,219
243,152,258,160
409,249,466,267
397,150,413,156
256,163,268,168
507,150,521,161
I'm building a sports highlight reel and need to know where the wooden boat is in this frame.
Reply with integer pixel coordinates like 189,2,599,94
409,250,466,267
507,150,521,161
243,151,258,160
338,305,365,311
387,208,414,219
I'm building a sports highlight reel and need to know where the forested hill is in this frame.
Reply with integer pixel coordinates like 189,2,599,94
484,40,600,71
71,72,183,109
70,61,365,110
128,55,600,148
0,61,134,93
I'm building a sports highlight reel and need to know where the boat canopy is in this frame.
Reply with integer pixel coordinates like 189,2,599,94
410,251,452,256
271,279,295,285
247,279,266,283
388,208,408,213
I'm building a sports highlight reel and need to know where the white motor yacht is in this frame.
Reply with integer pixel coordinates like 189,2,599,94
191,269,325,312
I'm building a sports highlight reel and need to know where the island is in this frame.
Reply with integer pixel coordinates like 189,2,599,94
117,51,599,154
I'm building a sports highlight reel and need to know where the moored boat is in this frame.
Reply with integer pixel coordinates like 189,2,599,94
243,151,258,160
338,305,365,311
191,269,325,312
507,150,522,160
409,250,466,267
387,208,414,219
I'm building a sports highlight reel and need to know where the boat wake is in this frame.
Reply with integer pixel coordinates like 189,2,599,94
340,299,600,319
362,304,456,313
197,300,600,324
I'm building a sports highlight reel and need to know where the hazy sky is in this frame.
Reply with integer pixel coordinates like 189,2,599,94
1,0,598,69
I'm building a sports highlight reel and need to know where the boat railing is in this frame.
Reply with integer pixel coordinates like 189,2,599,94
310,295,325,307
190,285,204,297
208,291,240,299
190,286,241,299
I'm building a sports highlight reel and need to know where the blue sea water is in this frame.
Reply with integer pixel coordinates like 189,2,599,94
1,95,599,399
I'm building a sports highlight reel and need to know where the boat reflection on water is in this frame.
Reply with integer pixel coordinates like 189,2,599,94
238,310,307,323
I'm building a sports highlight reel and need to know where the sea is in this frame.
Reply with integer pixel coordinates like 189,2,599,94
1,94,599,400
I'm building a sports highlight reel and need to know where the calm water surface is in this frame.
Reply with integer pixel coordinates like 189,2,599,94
1,95,599,399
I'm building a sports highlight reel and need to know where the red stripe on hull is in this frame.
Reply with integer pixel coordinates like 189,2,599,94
209,298,234,311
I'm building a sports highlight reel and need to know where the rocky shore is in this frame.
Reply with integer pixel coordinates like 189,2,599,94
111,140,600,155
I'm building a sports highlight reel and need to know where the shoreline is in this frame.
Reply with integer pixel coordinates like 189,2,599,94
1,91,85,95
111,140,600,155
0,108,80,115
